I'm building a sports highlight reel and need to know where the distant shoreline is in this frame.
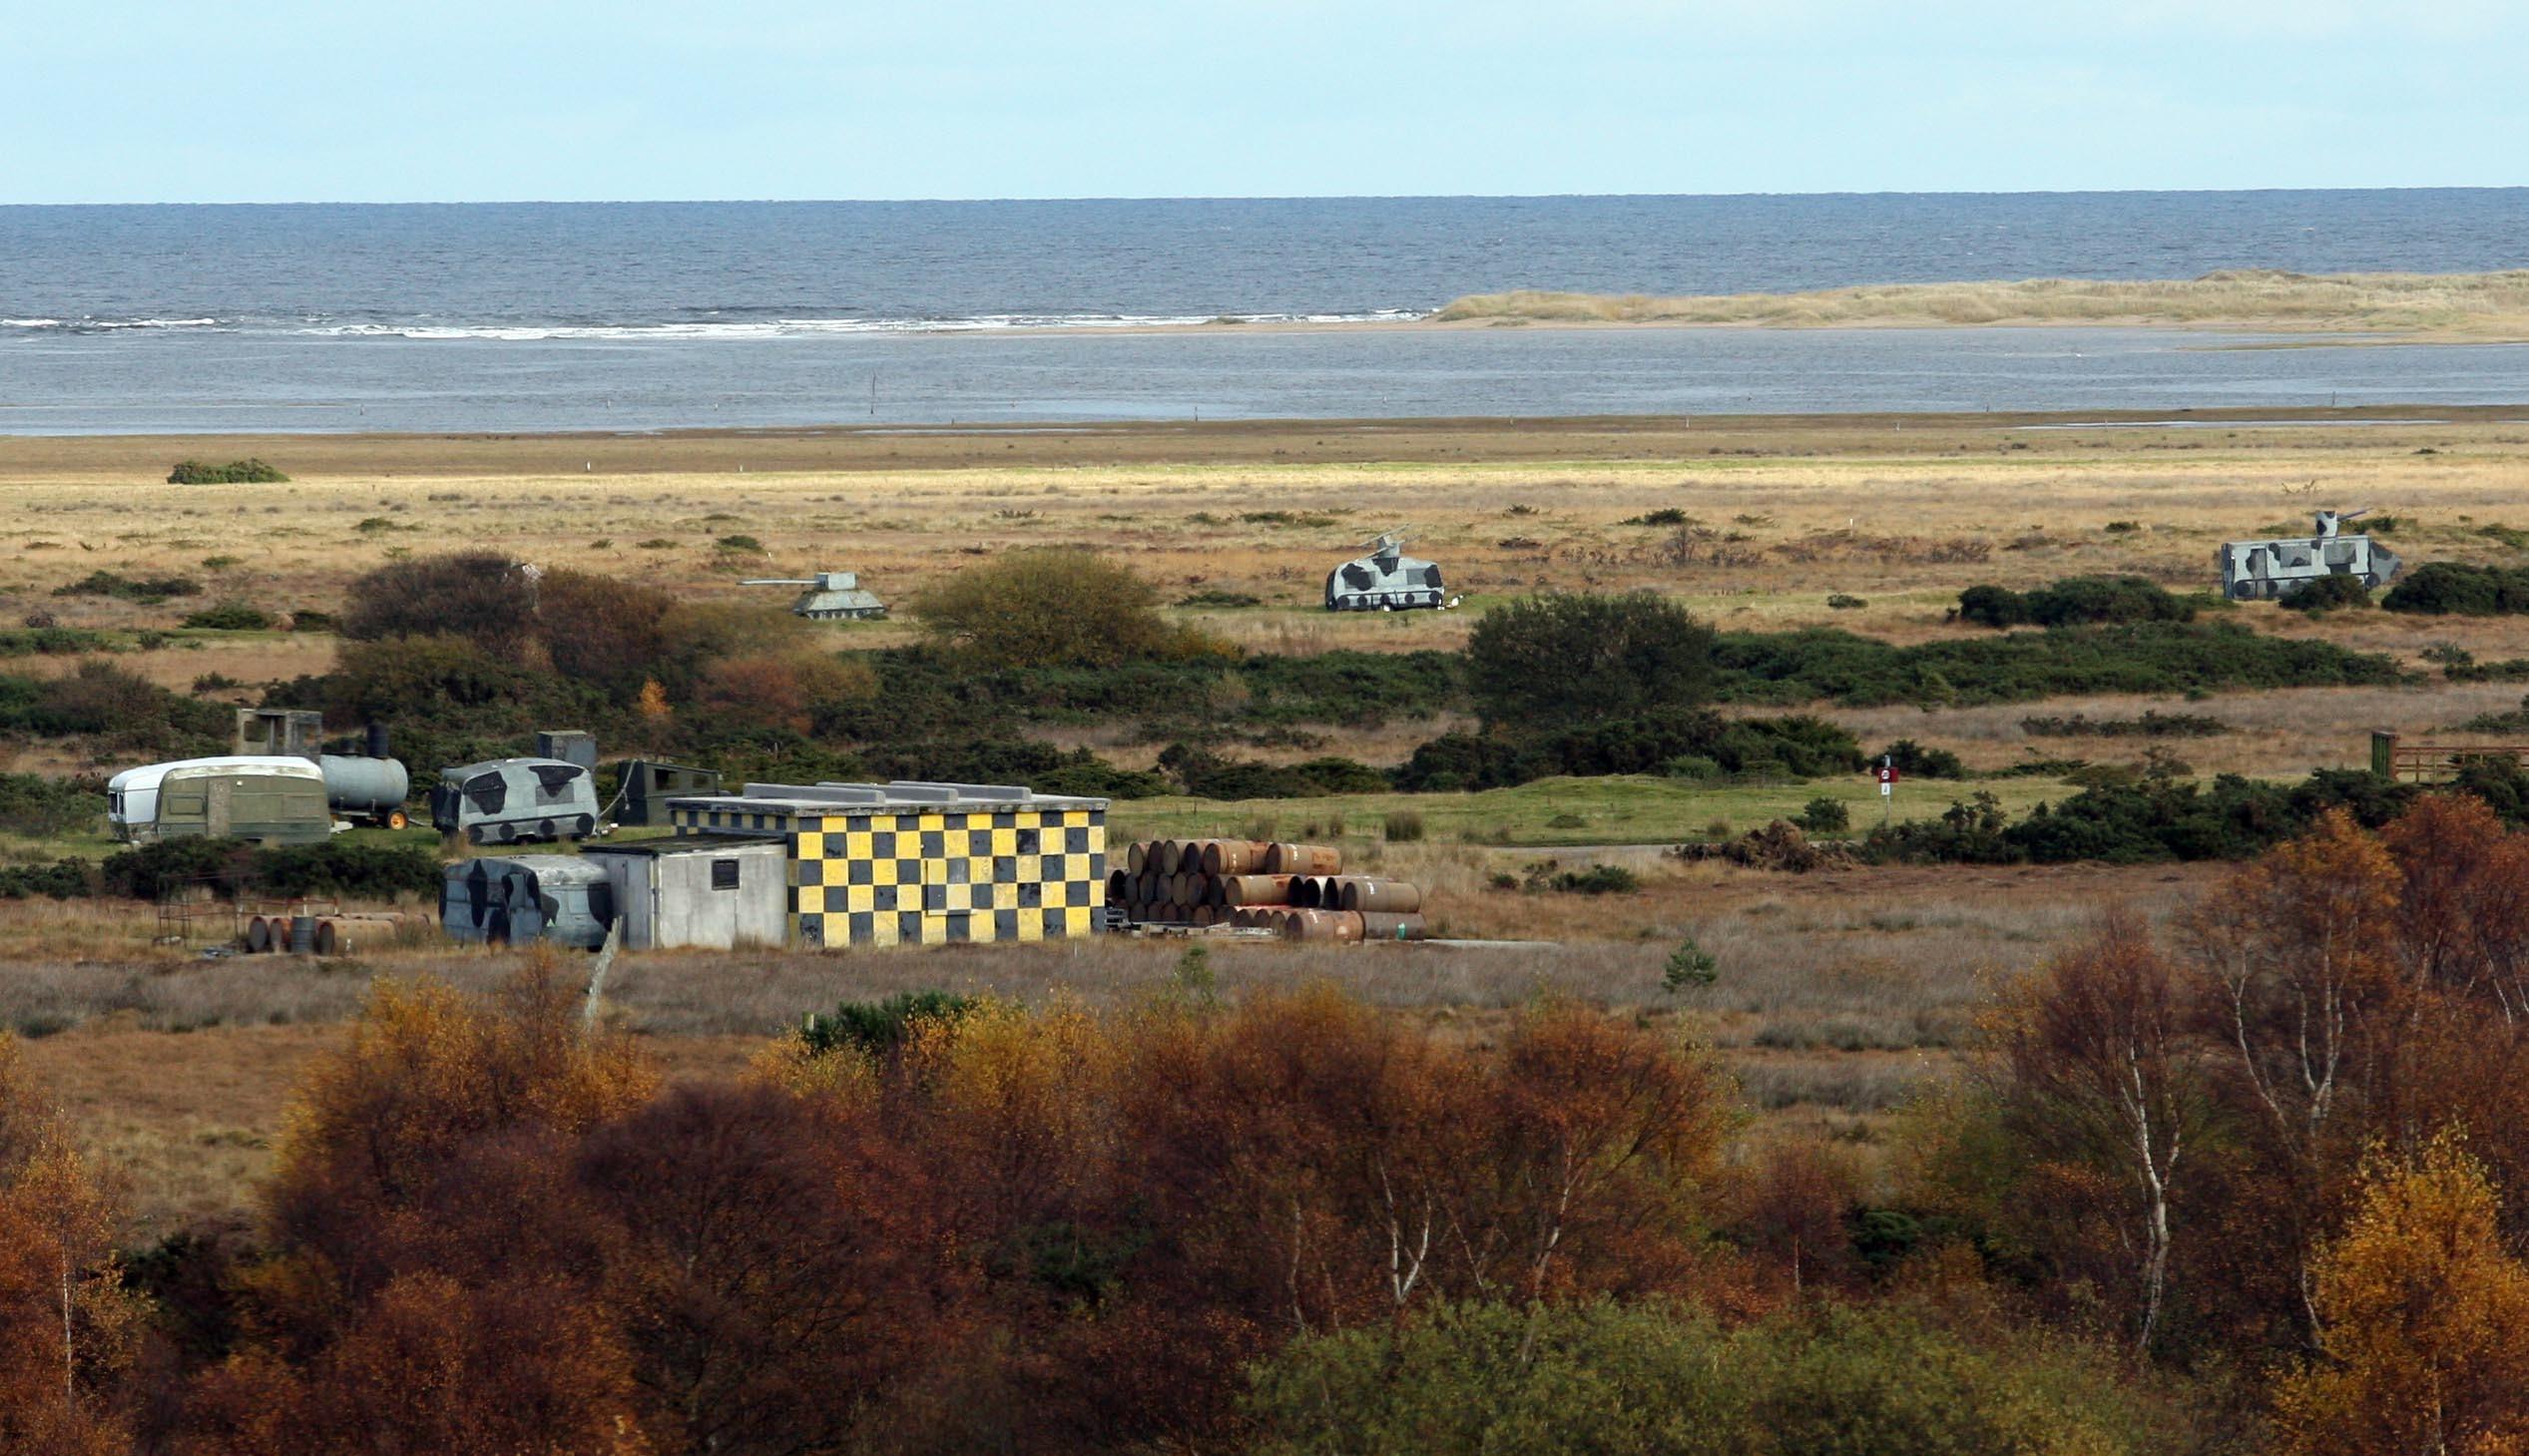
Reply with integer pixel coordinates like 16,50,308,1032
1416,268,2529,343
9,403,2528,475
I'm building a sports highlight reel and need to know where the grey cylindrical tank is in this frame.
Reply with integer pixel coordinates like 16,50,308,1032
318,754,410,815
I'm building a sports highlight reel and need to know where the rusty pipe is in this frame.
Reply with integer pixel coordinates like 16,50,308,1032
1220,874,1295,907
1264,842,1342,876
1282,908,1365,943
1339,879,1423,914
1355,911,1428,941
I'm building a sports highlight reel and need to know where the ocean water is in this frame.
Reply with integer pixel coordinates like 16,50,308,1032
2,192,2525,432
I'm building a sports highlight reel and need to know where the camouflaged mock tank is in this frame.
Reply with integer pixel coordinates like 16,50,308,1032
2218,509,2403,601
1323,534,1450,611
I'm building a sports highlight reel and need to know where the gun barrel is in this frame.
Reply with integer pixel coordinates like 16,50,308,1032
740,579,816,586
2338,508,2371,521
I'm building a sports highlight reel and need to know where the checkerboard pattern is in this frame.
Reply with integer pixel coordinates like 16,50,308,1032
669,803,1106,947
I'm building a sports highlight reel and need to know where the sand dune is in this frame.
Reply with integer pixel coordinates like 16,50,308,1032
1432,268,2529,338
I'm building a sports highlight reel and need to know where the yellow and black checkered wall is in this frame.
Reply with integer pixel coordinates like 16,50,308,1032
668,802,1104,947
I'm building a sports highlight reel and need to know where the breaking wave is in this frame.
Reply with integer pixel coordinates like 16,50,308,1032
3,310,1423,340
287,309,1423,340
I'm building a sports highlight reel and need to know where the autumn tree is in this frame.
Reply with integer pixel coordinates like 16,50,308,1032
695,652,876,738
2183,807,2403,1335
336,550,539,661
2382,793,2529,1020
537,568,674,704
912,548,1223,669
0,1036,141,1456
576,1084,949,1456
1992,911,2209,1353
2271,1136,2529,1456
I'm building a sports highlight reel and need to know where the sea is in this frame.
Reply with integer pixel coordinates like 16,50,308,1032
3,191,2526,434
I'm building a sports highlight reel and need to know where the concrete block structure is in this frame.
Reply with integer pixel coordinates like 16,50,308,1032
663,780,1108,948
580,838,787,950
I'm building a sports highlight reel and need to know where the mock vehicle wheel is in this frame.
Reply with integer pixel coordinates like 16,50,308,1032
385,809,409,830
539,818,557,840
497,822,517,843
468,825,487,845
573,814,595,838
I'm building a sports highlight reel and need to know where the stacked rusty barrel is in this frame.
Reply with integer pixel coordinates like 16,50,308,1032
1107,838,1426,941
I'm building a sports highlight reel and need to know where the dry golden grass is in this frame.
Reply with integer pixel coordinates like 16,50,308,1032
10,855,2202,1227
1433,269,2529,338
10,411,2529,705
11,410,2529,1222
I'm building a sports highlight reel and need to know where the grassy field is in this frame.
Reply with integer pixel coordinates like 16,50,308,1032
1110,772,2059,847
6,406,2525,1222
11,406,2529,780
12,856,2212,1234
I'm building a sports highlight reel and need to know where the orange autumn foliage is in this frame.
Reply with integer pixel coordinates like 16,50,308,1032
2272,1136,2529,1456
0,1037,140,1456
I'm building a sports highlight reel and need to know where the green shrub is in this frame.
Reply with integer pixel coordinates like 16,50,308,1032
1794,796,1850,834
0,773,102,838
1465,592,1714,729
1712,622,2402,709
2018,711,2228,737
1382,809,1425,842
1876,739,1966,778
1519,859,1638,895
713,533,766,553
1174,590,1263,609
0,627,119,658
1954,576,2194,629
2277,573,2375,613
1394,710,1861,793
2383,562,2529,616
96,838,439,901
167,458,287,485
1863,765,2455,867
1155,743,1386,800
0,858,96,900
1825,593,1867,610
0,663,227,754
1246,1298,2188,1456
798,990,976,1058
180,601,275,631
51,571,201,603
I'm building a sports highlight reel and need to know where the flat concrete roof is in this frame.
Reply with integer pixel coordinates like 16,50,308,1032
581,836,787,858
663,778,1108,818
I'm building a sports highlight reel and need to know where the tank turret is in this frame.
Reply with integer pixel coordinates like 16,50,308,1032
1323,532,1456,613
2219,507,2401,601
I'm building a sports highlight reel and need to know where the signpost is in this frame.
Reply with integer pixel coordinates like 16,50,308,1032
1877,755,1899,827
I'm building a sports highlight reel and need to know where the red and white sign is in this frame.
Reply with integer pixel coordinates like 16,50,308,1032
1877,765,1899,785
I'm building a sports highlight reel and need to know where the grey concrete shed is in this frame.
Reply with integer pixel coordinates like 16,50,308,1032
580,838,788,950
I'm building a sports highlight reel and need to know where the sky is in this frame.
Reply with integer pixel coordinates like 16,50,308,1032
8,1,2526,203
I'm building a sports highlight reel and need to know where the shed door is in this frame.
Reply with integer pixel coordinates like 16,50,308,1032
205,777,235,837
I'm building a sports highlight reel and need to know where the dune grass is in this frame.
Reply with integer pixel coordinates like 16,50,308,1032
1432,268,2529,337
